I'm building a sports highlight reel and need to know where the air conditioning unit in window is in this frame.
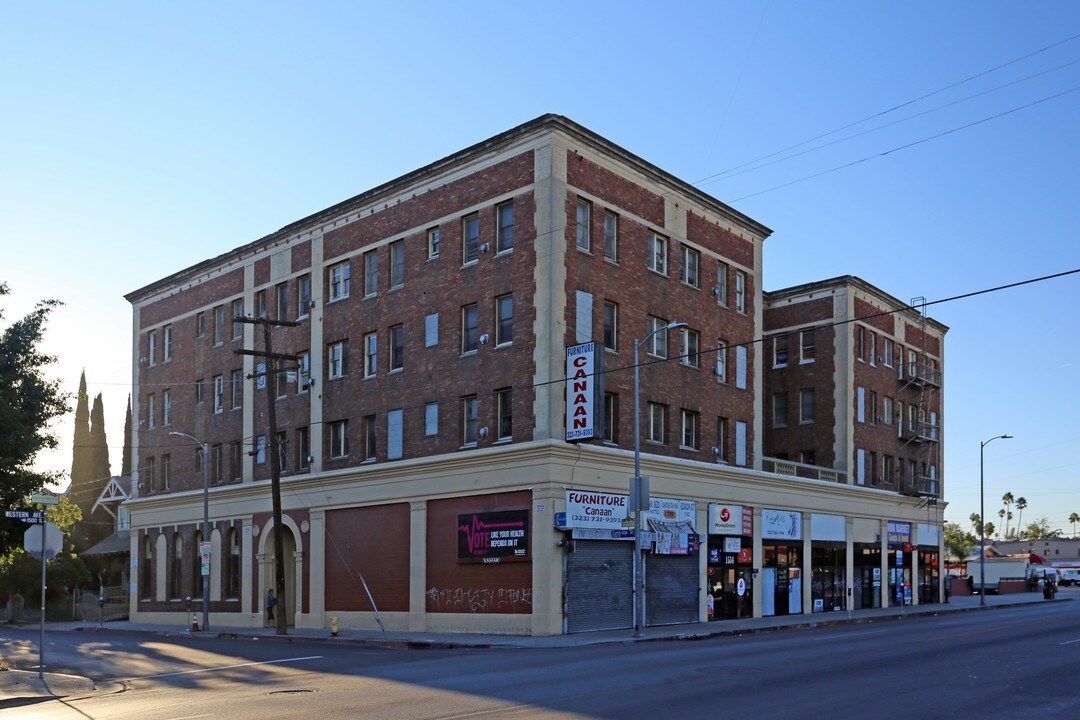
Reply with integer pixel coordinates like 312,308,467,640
711,287,720,298
479,243,490,254
479,334,490,345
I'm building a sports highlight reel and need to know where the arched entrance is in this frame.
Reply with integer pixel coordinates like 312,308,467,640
258,520,301,627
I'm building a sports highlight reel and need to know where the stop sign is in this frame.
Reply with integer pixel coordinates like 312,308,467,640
24,522,63,560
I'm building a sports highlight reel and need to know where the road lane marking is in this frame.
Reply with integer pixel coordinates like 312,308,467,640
1059,639,1080,645
123,655,323,680
165,716,214,720
813,629,889,640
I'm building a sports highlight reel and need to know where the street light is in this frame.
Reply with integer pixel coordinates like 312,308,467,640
979,433,1012,607
170,431,210,631
632,320,686,638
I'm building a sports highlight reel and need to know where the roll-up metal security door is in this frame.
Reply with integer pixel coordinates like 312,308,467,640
565,540,634,633
646,553,699,626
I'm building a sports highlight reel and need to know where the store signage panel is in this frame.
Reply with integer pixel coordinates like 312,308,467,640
564,491,629,529
887,521,912,545
643,497,696,525
457,510,529,562
762,509,802,540
811,513,846,542
724,537,742,553
708,504,752,536
565,342,596,441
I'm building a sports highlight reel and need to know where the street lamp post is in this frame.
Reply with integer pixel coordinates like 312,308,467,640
979,433,1012,606
170,431,210,631
632,320,686,638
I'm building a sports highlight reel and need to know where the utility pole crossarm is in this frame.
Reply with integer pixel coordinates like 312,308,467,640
235,349,300,362
235,317,301,328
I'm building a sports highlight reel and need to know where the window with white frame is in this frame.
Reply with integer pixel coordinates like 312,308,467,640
648,232,667,274
275,282,288,322
603,210,618,261
462,395,478,445
773,393,788,427
195,378,204,404
161,454,171,491
255,435,266,464
603,301,618,351
362,415,376,461
329,420,348,459
495,294,513,345
389,324,404,371
716,262,728,305
681,409,699,450
647,402,666,443
387,409,403,460
575,200,591,252
773,334,788,368
425,402,439,436
715,339,727,382
603,392,619,443
681,245,699,287
389,240,404,289
856,326,866,362
364,332,377,377
196,312,205,337
716,416,728,462
461,304,478,354
298,274,311,318
497,201,514,253
462,213,480,264
735,270,746,312
146,393,156,428
329,261,350,301
363,251,377,296
232,299,244,339
496,388,513,441
163,325,172,362
148,331,157,366
297,351,310,393
735,420,747,466
232,369,243,409
869,391,877,425
800,388,815,424
801,328,816,363
869,332,877,366
736,345,747,389
646,316,669,358
162,390,171,426
883,338,894,367
680,328,700,367
329,340,348,379
427,227,440,259
213,375,224,413
255,289,267,318
214,305,225,345
883,396,894,425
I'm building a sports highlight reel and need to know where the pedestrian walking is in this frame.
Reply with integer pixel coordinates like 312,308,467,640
265,588,276,627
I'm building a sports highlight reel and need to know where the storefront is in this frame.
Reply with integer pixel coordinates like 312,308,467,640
852,518,881,610
643,498,699,626
917,523,941,604
761,508,803,617
887,520,913,607
810,513,846,613
707,504,753,621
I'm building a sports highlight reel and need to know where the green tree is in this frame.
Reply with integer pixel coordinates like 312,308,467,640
944,522,975,564
0,496,86,598
1070,512,1080,538
89,393,111,482
1014,497,1027,540
0,283,68,556
70,370,92,484
1002,492,1015,538
121,394,132,476
970,513,982,537
997,508,1006,537
1024,517,1062,540
983,522,996,541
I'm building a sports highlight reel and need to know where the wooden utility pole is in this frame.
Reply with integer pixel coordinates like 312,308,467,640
236,316,299,636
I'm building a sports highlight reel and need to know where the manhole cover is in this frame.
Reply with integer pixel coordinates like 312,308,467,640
269,689,317,695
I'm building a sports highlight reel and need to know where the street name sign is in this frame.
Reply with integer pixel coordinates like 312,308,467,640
5,510,44,523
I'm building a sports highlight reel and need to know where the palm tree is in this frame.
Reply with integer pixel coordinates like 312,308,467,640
1002,492,1015,538
1015,497,1027,539
970,513,982,536
984,522,996,541
998,508,1006,538
1070,512,1080,538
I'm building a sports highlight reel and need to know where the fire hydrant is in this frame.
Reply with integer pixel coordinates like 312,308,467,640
331,616,339,636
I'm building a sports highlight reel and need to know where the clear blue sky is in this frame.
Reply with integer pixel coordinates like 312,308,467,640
3,2,1078,536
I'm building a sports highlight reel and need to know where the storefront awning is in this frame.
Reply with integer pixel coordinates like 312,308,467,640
81,532,131,556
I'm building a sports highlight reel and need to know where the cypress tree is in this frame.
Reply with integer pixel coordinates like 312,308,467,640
122,394,132,476
90,393,111,482
70,370,92,484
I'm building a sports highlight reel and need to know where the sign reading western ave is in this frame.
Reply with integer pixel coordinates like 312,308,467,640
457,510,529,563
565,342,596,441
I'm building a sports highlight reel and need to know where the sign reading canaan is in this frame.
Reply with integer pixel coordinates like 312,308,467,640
457,510,530,563
565,342,596,441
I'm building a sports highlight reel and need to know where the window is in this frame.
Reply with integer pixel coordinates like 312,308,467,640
462,395,478,445
389,325,404,371
297,427,311,470
603,211,618,261
232,370,243,409
363,251,378,296
681,245,699,287
297,351,310,393
495,295,513,345
648,232,667,274
161,454,170,491
329,340,348,380
883,396,894,425
735,420,748,466
773,393,788,427
603,392,619,443
603,301,618,351
869,391,878,425
461,304,478,353
883,338,894,368
255,289,267,319
213,375,224,413
212,443,224,483
681,410,700,450
869,332,877,366
171,534,183,599
773,335,789,368
800,389,816,424
275,359,288,399
646,316,669,358
801,329,816,363
576,200,591,252
857,387,866,423
147,393,155,428
427,227,441,259
497,201,514,252
276,282,288,322
196,312,205,337
856,326,866,361
735,270,746,312
389,240,405,288
425,313,439,347
162,390,172,426
213,305,225,345
496,388,513,441
883,455,894,483
680,328,700,367
364,333,378,377
255,435,266,464
330,420,349,459
647,403,666,443
362,415,376,460
163,325,172,362
141,537,153,600
388,409,403,460
232,299,244,339
716,262,728,305
736,345,748,389
274,432,286,473
148,331,157,366
195,378,204,404
298,274,311,318
801,450,817,466
145,456,155,493
463,213,479,264
716,417,728,463
226,529,240,599
231,442,242,482
715,340,727,382
425,402,439,436
329,261,351,301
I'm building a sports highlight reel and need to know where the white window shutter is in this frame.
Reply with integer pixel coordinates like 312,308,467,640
736,346,747,389
857,387,865,423
857,449,866,484
735,421,747,466
575,291,593,344
425,403,438,436
425,313,439,347
388,409,403,460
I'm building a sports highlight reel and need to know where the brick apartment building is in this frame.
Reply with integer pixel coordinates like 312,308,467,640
124,115,947,635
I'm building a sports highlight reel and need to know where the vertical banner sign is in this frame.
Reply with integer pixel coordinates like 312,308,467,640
457,510,530,563
199,541,211,576
565,342,596,441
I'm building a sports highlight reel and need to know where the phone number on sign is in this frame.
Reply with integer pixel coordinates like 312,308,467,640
571,514,621,524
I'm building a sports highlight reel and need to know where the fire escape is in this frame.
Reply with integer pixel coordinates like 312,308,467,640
897,296,941,499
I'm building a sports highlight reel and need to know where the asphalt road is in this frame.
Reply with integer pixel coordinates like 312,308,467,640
2,600,1079,719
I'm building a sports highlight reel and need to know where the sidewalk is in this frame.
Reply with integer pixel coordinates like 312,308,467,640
1,590,1069,703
